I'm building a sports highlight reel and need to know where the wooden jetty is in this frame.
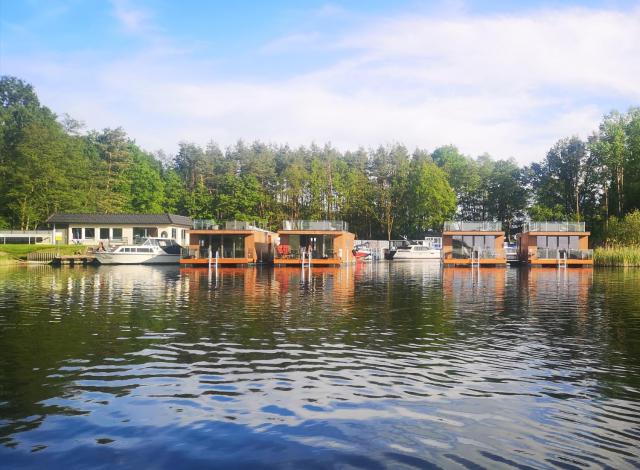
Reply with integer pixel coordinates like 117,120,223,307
51,254,97,266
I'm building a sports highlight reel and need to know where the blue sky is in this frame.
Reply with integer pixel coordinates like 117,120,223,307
1,0,639,163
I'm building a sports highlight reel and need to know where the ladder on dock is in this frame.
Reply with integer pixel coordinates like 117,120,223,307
471,250,480,267
557,252,567,268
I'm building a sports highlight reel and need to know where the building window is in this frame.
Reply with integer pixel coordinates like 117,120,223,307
84,228,95,239
72,227,82,240
133,227,158,240
112,228,123,240
172,228,177,239
100,228,109,240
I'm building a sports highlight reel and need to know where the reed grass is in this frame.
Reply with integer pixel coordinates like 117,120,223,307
594,246,640,266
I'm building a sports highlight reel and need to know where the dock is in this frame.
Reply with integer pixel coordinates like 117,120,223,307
51,255,97,266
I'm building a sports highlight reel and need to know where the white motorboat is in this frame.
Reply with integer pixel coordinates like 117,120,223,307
94,238,182,265
391,237,441,260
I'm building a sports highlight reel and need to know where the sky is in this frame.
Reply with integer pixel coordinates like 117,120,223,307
1,0,639,163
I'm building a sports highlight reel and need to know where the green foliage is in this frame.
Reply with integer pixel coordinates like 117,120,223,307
2,75,640,246
603,211,640,247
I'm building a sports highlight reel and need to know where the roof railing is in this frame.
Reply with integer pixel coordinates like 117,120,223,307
444,221,503,232
281,220,349,231
192,219,218,230
524,221,586,232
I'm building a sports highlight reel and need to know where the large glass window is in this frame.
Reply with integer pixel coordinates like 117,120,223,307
569,236,579,249
112,228,123,240
84,228,95,239
100,228,109,240
72,227,82,240
133,227,157,240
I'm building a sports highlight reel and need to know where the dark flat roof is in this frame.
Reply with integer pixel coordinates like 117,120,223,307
46,213,192,226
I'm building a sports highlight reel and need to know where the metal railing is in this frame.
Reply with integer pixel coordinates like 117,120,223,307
192,219,218,230
444,221,503,232
276,247,339,260
524,221,586,232
535,248,593,260
224,220,263,230
445,247,505,259
282,220,349,231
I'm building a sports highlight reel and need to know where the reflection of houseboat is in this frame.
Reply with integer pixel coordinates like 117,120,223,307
517,221,593,267
441,221,507,267
181,220,276,266
391,237,441,260
94,238,181,264
274,220,355,266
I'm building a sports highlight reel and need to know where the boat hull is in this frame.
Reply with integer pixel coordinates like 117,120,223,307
393,250,441,260
94,253,180,265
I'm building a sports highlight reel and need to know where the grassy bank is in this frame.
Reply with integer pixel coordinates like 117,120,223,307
0,244,85,265
594,247,640,267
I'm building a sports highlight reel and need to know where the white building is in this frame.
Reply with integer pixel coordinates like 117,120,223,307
46,213,191,246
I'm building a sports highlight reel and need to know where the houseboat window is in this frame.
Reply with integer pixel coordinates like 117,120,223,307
84,228,95,239
112,228,123,240
536,236,547,248
569,236,579,249
558,236,569,249
72,227,82,240
547,236,558,249
100,228,109,240
462,235,474,248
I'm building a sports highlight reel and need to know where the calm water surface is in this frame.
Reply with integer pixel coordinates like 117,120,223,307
0,263,639,469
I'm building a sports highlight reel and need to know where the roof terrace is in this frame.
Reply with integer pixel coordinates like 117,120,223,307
282,220,349,231
444,221,503,232
524,221,586,232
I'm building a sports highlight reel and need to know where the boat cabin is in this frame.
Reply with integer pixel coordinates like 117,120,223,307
441,221,506,267
181,220,276,266
274,220,355,266
517,221,592,267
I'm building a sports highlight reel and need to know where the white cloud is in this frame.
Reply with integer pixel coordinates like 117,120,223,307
4,5,639,163
111,0,153,34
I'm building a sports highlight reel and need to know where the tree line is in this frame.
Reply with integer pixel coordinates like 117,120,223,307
1,76,639,244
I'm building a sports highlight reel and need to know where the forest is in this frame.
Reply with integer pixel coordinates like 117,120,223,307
1,75,639,245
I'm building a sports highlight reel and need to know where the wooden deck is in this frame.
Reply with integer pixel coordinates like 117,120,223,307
274,258,347,266
51,255,97,266
442,258,507,267
180,257,255,266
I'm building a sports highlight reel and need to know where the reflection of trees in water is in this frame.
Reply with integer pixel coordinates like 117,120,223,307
1,265,640,446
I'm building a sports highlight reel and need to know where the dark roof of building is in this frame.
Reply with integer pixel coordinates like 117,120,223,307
46,213,192,226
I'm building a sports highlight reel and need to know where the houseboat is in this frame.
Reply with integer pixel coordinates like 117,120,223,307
274,220,355,266
441,221,507,267
180,220,276,266
517,221,593,267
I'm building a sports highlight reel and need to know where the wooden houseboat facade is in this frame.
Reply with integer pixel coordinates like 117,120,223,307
274,220,355,266
517,221,593,267
441,221,507,267
181,220,275,266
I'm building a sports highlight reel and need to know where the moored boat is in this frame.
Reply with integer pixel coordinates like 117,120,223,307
392,237,441,260
94,238,182,265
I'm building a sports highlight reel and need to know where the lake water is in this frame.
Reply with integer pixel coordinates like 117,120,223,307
0,263,639,469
